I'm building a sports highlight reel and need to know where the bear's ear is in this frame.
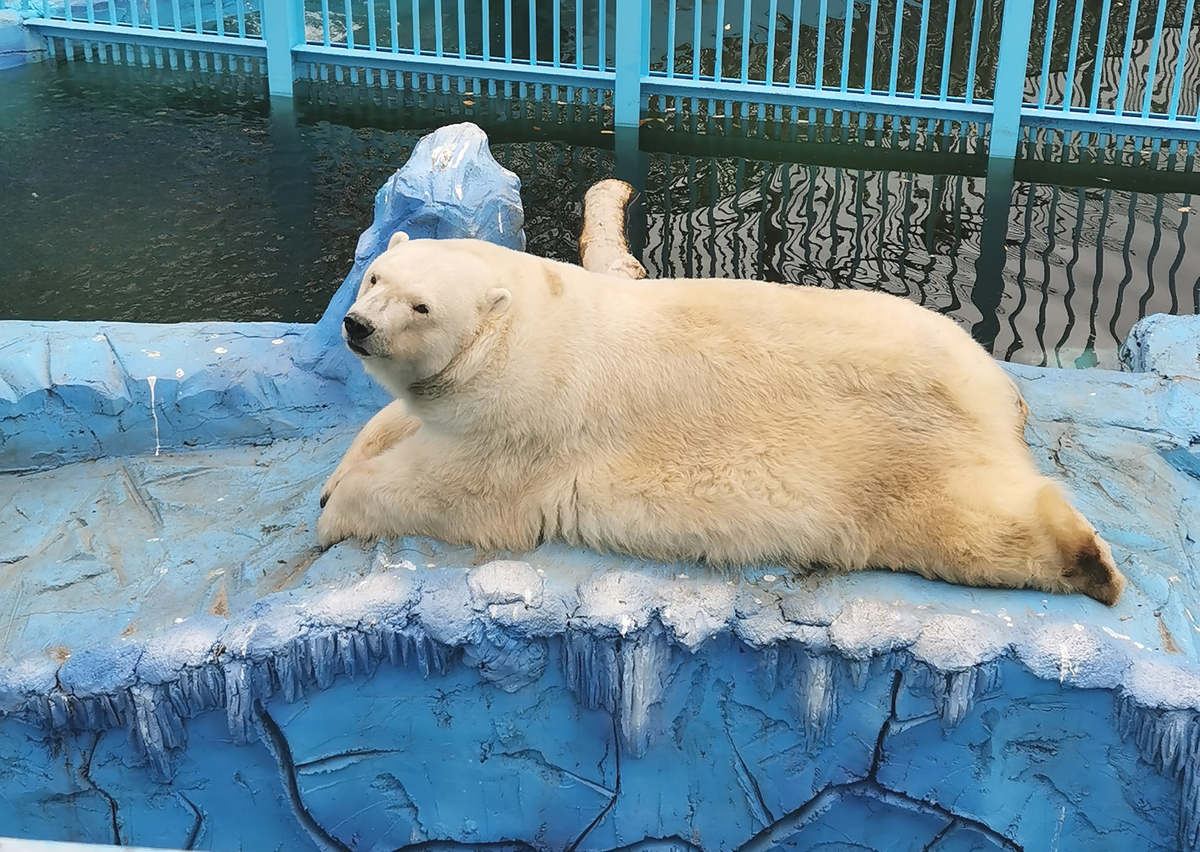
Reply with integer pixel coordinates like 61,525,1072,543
388,231,411,250
486,288,511,315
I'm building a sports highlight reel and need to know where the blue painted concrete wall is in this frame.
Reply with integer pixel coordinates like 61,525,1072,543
2,122,1200,852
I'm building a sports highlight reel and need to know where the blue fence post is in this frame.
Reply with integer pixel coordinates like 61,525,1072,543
613,0,644,129
260,0,302,99
988,0,1036,165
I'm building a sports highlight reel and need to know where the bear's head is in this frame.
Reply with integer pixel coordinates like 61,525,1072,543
342,232,512,397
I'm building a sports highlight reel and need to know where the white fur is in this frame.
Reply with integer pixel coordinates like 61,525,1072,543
319,237,1126,605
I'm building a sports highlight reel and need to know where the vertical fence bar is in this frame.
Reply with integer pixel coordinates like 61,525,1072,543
482,0,490,60
938,0,957,97
598,0,605,70
913,0,929,96
367,0,377,48
457,0,465,56
787,0,801,86
740,0,751,82
1139,0,1168,117
613,0,643,126
765,0,778,84
989,0,1036,162
714,0,726,80
740,0,752,118
1087,0,1112,113
1114,0,1140,114
691,0,701,78
434,0,443,55
666,0,676,75
526,0,533,63
963,0,983,102
863,0,878,91
1035,0,1059,108
1168,0,1195,119
1060,0,1085,108
887,0,903,95
840,0,852,90
815,0,827,87
411,0,420,52
551,0,559,65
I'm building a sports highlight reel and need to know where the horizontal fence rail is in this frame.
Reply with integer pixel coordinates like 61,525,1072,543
18,0,1200,164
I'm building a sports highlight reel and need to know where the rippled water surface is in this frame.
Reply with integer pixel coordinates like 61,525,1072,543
1,59,1198,369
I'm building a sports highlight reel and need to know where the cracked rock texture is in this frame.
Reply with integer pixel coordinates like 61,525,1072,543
2,123,1200,852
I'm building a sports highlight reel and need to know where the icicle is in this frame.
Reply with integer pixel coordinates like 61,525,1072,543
47,693,69,729
353,631,375,678
130,687,174,780
367,627,385,661
224,661,254,744
755,646,780,698
1156,710,1191,776
563,630,619,713
849,659,870,692
311,632,337,688
100,694,122,728
795,652,838,743
617,621,674,757
941,668,976,728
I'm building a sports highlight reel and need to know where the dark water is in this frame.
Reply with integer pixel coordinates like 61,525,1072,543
1,60,1197,368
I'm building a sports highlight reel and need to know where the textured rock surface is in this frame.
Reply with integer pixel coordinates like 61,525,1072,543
1122,314,1200,380
2,123,1199,852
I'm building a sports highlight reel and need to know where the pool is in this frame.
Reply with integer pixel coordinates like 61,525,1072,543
3,58,1198,370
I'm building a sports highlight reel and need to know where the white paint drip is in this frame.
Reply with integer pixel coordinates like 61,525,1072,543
1103,625,1133,641
175,368,184,378
146,375,160,456
271,339,284,345
214,347,227,354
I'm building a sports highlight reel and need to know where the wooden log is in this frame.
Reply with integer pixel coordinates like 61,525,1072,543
578,179,648,280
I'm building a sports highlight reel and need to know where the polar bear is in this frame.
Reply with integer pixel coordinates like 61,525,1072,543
318,233,1127,606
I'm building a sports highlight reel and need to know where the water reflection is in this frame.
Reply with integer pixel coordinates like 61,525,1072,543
638,150,1198,368
0,60,1196,370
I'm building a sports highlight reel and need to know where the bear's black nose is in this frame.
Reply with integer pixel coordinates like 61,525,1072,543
343,314,375,343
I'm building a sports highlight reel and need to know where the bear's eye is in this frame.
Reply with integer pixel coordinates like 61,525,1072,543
413,303,429,315
369,274,377,286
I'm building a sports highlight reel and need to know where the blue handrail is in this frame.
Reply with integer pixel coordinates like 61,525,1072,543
18,0,1200,168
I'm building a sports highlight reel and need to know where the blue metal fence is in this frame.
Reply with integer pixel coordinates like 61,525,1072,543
18,0,1200,167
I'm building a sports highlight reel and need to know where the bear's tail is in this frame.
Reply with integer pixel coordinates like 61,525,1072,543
1037,484,1126,606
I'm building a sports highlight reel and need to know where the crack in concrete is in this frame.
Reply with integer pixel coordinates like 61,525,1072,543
295,747,407,771
76,732,121,846
566,714,622,852
719,692,775,829
734,667,1024,852
254,700,353,852
496,747,616,797
919,819,959,852
177,791,204,850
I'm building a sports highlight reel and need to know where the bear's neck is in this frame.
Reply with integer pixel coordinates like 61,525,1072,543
403,314,510,410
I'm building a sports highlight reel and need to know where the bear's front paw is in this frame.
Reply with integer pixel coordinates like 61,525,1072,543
316,506,351,549
320,463,352,508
